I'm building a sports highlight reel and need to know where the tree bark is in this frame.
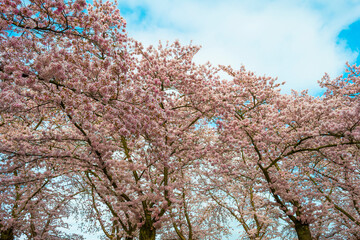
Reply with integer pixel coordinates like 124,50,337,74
139,220,156,240
294,222,312,240
0,227,14,240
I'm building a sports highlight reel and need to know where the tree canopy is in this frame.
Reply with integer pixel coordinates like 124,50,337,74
1,1,360,240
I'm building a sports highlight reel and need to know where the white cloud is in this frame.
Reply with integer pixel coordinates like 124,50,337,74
119,0,360,94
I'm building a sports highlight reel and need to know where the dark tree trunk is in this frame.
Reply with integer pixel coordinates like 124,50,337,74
0,227,14,240
294,222,312,240
139,220,156,240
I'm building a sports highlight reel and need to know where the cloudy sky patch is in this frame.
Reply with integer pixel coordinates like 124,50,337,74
118,0,360,95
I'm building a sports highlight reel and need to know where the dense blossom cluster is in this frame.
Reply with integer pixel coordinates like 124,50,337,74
0,1,360,240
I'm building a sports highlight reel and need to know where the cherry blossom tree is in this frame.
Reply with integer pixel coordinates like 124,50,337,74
0,0,222,239
209,65,360,240
308,64,360,239
72,40,223,239
0,0,128,237
1,0,360,239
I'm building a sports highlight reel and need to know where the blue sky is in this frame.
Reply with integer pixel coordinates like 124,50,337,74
116,0,360,95
338,19,360,63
